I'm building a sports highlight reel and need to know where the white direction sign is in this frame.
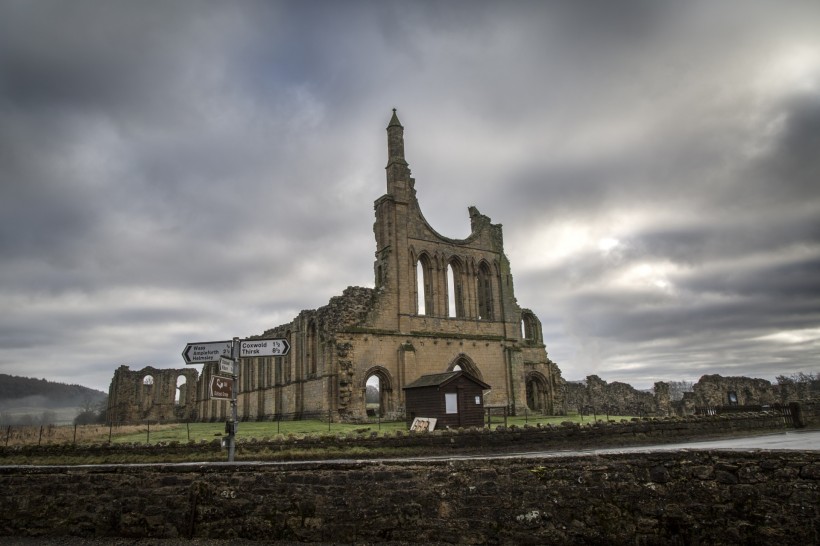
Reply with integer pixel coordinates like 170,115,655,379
218,356,235,375
240,338,290,357
182,340,233,364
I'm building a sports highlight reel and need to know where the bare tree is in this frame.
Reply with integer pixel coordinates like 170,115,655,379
667,381,694,402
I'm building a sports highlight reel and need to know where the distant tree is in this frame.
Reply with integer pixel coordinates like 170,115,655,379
74,411,100,425
78,393,96,413
74,395,108,425
365,384,379,404
667,381,694,402
776,371,817,385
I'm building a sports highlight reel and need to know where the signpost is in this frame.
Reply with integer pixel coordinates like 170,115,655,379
240,338,290,357
182,336,290,462
218,356,235,375
181,341,233,364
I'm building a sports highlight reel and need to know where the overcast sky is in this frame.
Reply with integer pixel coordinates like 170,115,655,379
1,1,818,394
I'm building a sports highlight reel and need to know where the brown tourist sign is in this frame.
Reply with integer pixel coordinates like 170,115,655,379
210,376,233,400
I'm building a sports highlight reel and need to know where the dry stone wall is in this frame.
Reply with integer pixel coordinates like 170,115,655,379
1,450,817,544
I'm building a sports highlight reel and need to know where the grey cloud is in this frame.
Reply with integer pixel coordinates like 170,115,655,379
1,1,819,392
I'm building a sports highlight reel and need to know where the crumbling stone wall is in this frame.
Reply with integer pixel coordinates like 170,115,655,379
107,365,198,423
1,450,817,543
564,375,659,416
692,374,778,407
654,381,672,415
677,374,820,414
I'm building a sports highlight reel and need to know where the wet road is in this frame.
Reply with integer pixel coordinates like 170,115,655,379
381,428,820,463
193,428,820,466
504,428,820,458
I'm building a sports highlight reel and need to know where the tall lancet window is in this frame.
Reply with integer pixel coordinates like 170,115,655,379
447,265,456,318
447,259,464,318
416,255,432,315
477,262,494,321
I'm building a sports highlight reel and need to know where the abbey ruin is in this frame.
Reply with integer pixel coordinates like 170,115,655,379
109,111,564,423
108,112,820,425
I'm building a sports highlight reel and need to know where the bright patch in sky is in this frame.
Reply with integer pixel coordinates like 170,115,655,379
765,45,820,92
597,237,620,253
616,262,677,293
754,328,820,345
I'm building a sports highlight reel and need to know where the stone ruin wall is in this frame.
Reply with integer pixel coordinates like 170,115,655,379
110,358,818,423
680,373,820,413
564,375,663,417
561,372,820,420
107,365,198,423
254,286,379,420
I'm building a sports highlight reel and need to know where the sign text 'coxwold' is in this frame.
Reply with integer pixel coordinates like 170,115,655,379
240,338,291,357
182,340,233,364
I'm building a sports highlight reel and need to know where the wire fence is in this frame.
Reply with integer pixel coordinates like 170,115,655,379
2,409,626,447
1,411,409,447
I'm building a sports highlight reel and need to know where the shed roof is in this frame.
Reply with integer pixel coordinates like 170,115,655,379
403,370,491,390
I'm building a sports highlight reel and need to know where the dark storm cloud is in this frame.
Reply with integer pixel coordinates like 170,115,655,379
1,1,819,391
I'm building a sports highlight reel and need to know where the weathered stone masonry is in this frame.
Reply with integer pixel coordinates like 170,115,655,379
191,110,564,422
1,450,817,543
107,365,198,423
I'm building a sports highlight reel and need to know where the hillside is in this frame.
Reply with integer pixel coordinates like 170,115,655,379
0,373,106,412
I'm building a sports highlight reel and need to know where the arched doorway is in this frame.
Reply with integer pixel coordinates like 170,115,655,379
363,366,393,418
525,372,552,414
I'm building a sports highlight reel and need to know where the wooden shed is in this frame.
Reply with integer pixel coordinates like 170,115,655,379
403,371,491,429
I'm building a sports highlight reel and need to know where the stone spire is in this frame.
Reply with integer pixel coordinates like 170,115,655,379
386,108,407,168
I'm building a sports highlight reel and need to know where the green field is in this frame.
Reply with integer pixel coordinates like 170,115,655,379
0,413,643,464
0,412,638,448
109,412,635,444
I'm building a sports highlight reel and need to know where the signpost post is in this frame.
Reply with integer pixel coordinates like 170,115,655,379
182,336,290,462
228,337,239,462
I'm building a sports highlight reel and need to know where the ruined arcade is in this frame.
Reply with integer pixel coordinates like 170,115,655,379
107,365,198,423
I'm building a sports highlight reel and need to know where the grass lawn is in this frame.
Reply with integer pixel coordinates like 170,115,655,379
1,412,639,447
0,413,644,464
110,412,636,444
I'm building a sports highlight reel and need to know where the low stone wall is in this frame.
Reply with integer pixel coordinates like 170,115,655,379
0,450,817,543
0,411,799,462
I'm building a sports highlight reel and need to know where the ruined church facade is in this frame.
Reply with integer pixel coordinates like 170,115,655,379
190,111,564,422
110,112,564,423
